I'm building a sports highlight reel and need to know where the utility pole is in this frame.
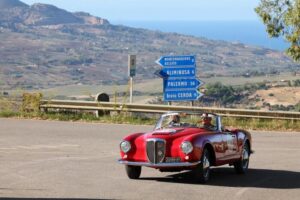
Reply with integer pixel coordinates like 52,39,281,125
129,76,133,103
128,55,136,103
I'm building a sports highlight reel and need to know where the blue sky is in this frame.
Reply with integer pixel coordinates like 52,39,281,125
22,0,261,22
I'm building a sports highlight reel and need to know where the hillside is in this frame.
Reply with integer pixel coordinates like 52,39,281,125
253,87,300,107
0,0,28,8
0,0,299,90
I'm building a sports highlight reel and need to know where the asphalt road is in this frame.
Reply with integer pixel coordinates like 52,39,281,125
0,118,300,200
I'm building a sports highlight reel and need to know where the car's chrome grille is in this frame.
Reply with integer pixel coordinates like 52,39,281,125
146,139,166,164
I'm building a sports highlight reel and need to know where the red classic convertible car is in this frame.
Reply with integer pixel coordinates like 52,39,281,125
118,112,253,183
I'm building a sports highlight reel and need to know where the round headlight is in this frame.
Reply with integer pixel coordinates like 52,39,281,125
120,141,131,153
180,141,193,154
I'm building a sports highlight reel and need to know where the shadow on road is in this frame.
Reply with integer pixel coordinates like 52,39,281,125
140,168,300,189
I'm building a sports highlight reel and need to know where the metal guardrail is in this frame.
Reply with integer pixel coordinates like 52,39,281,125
40,100,300,120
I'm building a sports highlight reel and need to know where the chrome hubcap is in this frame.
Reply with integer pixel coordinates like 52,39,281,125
203,154,210,177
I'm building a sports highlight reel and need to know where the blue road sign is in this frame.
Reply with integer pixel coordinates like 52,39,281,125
155,54,204,102
159,67,196,78
164,90,203,101
156,55,196,67
164,78,203,90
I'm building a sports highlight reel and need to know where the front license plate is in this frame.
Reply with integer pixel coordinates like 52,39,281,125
165,157,181,163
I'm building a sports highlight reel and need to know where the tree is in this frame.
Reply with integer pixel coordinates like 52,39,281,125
255,0,300,61
205,82,238,105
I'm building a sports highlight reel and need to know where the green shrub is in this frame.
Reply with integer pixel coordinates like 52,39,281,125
21,93,43,115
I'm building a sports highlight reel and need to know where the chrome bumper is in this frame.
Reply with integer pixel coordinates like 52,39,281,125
118,159,201,167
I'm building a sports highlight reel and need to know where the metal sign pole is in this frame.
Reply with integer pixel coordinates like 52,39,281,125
130,77,133,103
191,101,194,107
128,55,136,104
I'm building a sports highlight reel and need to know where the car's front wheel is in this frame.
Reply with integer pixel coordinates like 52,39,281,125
125,165,141,179
193,148,211,183
234,143,250,174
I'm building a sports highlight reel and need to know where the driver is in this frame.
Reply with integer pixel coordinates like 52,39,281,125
202,113,213,128
169,115,181,127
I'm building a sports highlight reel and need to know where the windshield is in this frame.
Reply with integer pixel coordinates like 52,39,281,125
154,112,218,130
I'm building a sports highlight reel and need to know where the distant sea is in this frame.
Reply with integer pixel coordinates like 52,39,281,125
113,20,289,51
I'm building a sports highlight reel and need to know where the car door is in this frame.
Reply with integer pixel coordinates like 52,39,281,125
223,131,238,159
210,130,227,162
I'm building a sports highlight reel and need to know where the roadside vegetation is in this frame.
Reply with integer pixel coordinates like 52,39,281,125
1,110,299,131
0,95,20,117
200,80,300,112
0,93,299,131
256,0,300,61
222,117,300,132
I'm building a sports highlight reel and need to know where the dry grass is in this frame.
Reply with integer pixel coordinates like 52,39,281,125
0,96,20,112
253,87,300,106
0,94,299,131
223,117,300,132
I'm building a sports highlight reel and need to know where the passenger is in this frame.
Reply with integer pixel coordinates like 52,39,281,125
169,115,181,126
202,113,213,128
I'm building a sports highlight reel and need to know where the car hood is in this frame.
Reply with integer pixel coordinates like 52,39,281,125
143,127,210,141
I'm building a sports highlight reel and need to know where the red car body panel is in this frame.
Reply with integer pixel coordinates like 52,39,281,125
120,125,252,169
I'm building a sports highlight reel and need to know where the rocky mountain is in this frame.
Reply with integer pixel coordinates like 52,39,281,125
0,0,28,8
0,0,299,90
0,0,108,27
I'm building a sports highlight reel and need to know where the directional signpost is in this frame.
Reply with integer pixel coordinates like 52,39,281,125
156,55,196,67
128,55,136,103
159,67,196,78
156,55,204,103
163,78,203,90
164,90,203,101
